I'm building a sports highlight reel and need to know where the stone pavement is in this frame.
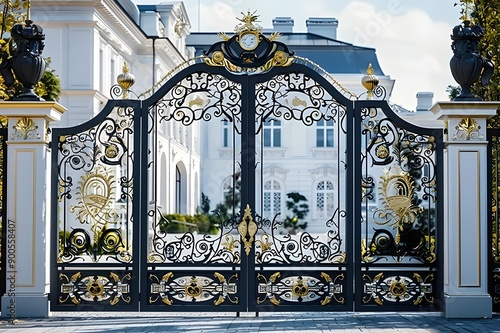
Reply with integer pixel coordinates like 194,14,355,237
0,312,499,332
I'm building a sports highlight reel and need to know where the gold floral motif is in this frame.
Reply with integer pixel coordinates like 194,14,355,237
375,145,389,159
363,272,433,306
222,234,238,252
256,233,273,252
453,117,483,141
105,144,118,159
12,117,40,140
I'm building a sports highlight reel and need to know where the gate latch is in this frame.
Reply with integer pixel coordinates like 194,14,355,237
238,204,257,255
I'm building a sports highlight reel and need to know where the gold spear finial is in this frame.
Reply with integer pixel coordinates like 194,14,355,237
26,0,31,21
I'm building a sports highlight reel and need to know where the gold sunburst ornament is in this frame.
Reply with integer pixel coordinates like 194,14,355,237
374,168,423,243
69,166,119,243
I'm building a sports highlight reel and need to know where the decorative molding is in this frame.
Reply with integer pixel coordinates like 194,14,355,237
263,148,286,158
452,118,483,141
311,148,337,158
11,117,41,141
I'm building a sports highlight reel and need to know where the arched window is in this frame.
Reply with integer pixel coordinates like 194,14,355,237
316,180,334,218
263,180,282,218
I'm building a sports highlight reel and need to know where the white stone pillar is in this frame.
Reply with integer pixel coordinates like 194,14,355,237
0,102,66,318
431,101,500,319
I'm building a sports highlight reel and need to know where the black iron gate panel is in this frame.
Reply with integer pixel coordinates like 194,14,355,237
354,100,442,311
488,128,500,312
0,124,7,306
140,64,248,311
248,66,353,311
51,100,141,311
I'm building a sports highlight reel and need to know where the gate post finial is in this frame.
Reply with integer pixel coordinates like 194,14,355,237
116,62,135,99
361,64,379,99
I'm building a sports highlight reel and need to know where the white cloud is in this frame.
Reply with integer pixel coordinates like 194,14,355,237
338,2,455,109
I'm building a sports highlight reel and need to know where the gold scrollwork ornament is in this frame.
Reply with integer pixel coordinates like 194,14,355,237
238,204,258,255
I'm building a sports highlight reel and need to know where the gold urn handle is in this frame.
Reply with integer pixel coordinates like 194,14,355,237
238,204,258,256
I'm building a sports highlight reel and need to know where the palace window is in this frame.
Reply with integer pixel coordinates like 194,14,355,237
263,180,282,218
263,119,281,147
316,180,334,218
316,119,334,147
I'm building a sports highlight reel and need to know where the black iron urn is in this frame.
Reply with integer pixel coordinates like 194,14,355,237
450,19,494,101
2,19,46,101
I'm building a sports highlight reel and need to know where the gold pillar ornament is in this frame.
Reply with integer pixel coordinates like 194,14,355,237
361,63,379,99
117,62,135,99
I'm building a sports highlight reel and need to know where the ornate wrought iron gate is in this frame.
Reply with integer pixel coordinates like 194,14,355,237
488,125,500,312
50,15,441,312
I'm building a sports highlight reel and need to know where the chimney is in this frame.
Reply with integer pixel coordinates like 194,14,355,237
272,17,294,33
416,92,434,112
306,17,338,39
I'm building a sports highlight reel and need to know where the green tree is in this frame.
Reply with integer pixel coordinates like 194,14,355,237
282,192,309,234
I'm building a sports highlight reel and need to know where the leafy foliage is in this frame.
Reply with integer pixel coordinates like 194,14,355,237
160,213,219,234
446,84,461,100
282,192,309,234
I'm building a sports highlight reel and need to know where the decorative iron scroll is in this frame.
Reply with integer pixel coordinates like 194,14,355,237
360,107,437,264
255,72,348,133
255,210,346,264
148,271,239,306
56,106,135,264
147,70,243,265
58,271,132,306
362,272,434,306
256,271,345,306
153,71,242,133
148,213,241,264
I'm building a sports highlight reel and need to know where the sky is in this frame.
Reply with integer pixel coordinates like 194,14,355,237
133,0,465,110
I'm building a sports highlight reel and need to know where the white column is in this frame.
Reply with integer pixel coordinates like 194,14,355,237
1,102,66,318
431,101,500,319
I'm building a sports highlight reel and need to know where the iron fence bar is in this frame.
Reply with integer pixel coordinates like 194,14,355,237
353,100,363,311
241,74,255,312
0,128,7,307
487,129,500,312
